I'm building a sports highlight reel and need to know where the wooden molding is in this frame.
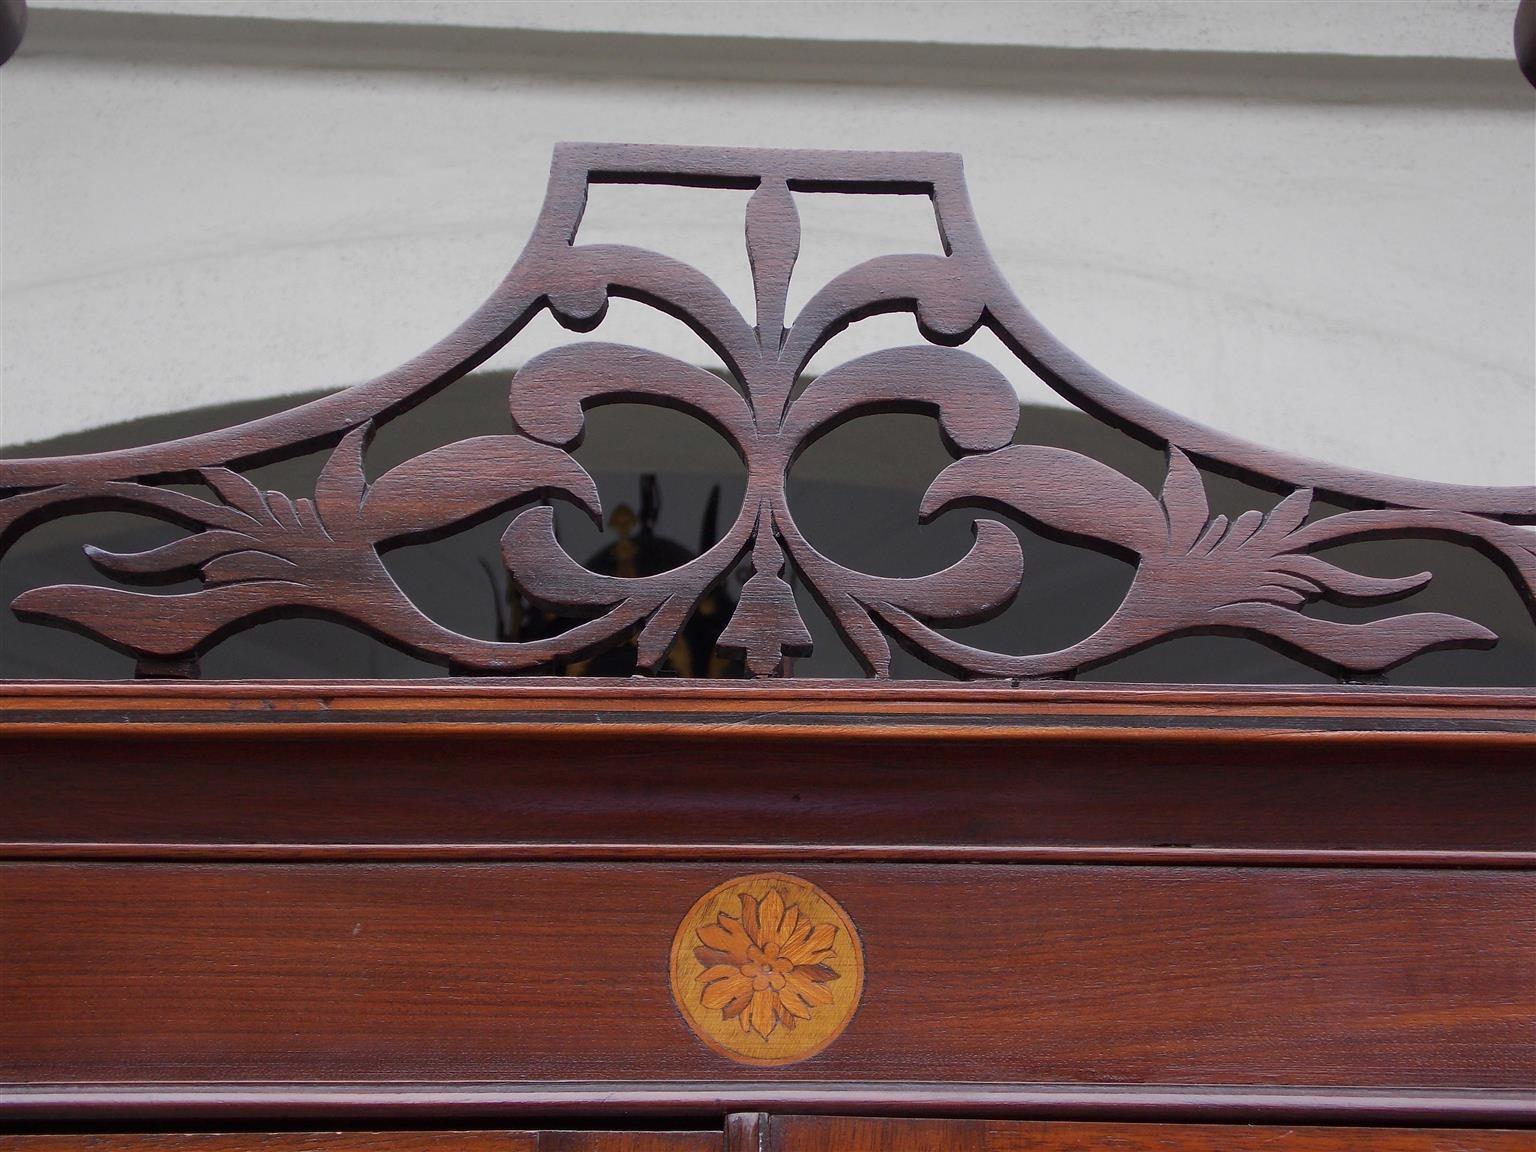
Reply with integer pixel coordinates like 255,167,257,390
1,680,1532,740
3,1083,1531,1126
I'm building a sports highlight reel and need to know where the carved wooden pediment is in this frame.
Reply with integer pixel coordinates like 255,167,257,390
2,143,1531,681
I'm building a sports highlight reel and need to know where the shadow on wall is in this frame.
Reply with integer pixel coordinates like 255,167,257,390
2,374,1530,685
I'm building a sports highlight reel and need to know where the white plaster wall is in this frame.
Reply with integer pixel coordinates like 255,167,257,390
28,0,1526,58
2,0,1532,486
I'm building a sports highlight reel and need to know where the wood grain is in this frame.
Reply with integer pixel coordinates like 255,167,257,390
542,1138,718,1152
4,133,1532,1148
5,680,1533,738
5,730,1523,856
5,685,1530,864
1,143,1530,680
763,1115,1536,1151
3,863,1529,1090
0,1133,717,1152
6,1119,1527,1151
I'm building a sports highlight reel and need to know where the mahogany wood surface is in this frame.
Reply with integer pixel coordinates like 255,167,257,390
3,863,1529,1090
3,141,1533,1147
7,1086,1526,1129
0,1134,717,1151
4,680,1533,738
5,727,1533,863
10,1121,1534,1151
4,684,1532,867
6,1121,1533,1152
762,1115,1536,1151
4,684,1530,1131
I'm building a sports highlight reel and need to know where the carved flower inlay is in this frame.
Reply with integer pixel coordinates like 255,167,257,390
670,871,863,1066
695,887,840,1040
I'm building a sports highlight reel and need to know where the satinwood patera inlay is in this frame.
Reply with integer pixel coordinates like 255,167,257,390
669,871,863,1066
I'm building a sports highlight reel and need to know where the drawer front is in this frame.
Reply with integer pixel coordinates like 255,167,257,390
7,729,1533,859
3,862,1529,1091
764,1116,1536,1150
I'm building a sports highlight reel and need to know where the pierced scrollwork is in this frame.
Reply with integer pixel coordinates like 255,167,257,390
1,143,1531,681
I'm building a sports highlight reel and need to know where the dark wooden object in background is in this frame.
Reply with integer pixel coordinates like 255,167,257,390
0,0,24,68
7,862,1528,1087
2,144,1532,682
1517,0,1536,86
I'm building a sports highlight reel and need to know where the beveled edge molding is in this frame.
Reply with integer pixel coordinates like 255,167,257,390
6,681,1528,869
6,844,1533,868
0,680,1532,742
1,1083,1531,1127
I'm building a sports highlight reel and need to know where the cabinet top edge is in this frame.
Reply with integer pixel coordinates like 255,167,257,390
0,678,1530,742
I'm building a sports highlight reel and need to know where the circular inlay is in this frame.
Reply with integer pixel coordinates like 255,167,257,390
669,871,864,1067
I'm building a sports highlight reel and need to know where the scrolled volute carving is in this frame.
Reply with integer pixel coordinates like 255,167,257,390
1,143,1531,681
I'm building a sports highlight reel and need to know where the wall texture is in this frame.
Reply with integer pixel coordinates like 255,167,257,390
2,0,1533,486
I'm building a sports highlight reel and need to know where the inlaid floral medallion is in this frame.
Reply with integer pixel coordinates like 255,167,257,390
669,872,863,1066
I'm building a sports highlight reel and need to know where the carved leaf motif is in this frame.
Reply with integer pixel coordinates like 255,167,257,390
1256,554,1428,606
920,445,1166,555
84,457,351,587
787,518,1023,677
201,551,299,585
1223,604,1495,672
785,253,990,370
314,425,371,534
548,243,759,377
502,501,752,654
784,345,1018,452
745,179,800,346
635,593,697,671
201,468,270,522
15,425,613,665
361,435,602,543
510,343,754,447
99,482,257,533
84,531,260,582
12,581,303,658
891,443,1501,677
1258,487,1312,541
1160,449,1210,555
